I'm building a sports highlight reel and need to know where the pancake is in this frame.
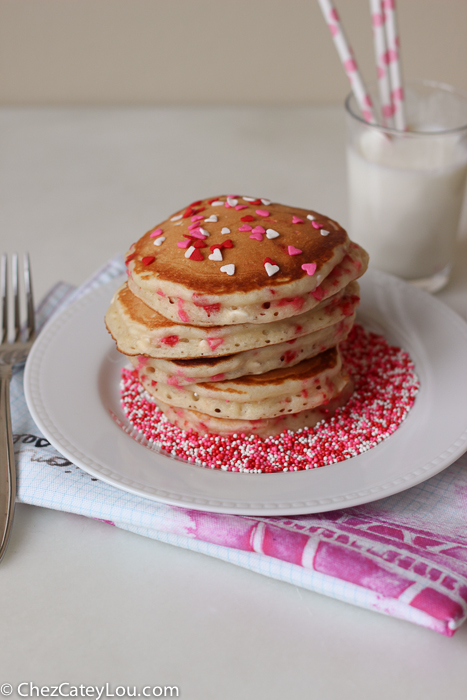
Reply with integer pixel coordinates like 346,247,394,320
130,314,355,385
126,195,368,326
137,346,350,420
105,280,360,359
152,380,354,437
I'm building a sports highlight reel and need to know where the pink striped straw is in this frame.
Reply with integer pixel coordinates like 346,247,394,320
383,0,406,130
317,0,376,124
370,0,393,126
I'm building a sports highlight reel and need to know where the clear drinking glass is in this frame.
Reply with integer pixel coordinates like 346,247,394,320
346,80,467,292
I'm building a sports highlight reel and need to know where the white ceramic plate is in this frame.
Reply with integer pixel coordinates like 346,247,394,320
24,269,467,515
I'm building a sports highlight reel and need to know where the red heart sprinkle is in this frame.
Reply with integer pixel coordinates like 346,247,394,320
263,257,277,266
189,248,204,261
207,198,219,204
223,239,233,248
240,215,255,222
182,207,194,218
192,240,207,248
210,244,223,252
192,206,205,215
252,199,262,205
142,256,155,266
190,200,203,207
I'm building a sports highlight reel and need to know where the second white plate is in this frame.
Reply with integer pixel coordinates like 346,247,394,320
24,269,467,515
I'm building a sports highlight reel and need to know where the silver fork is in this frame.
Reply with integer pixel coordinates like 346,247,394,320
0,254,35,562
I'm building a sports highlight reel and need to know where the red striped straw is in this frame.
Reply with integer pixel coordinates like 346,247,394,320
370,0,393,126
383,0,406,130
317,0,376,124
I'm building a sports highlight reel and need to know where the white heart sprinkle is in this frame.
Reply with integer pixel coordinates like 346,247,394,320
227,197,238,207
205,215,218,223
198,228,210,237
221,227,231,234
211,201,223,206
266,228,280,239
220,264,235,276
261,198,271,205
265,263,280,277
209,248,223,261
243,196,256,202
171,214,183,221
153,236,166,246
185,246,195,258
321,230,330,236
307,214,315,221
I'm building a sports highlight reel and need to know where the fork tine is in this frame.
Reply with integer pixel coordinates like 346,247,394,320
12,253,20,342
23,253,35,340
1,255,7,344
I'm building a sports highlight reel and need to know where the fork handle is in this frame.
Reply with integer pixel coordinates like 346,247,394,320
0,365,15,562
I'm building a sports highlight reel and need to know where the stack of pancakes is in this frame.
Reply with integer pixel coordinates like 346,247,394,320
106,196,369,437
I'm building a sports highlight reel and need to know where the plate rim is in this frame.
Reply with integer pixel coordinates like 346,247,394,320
24,269,467,515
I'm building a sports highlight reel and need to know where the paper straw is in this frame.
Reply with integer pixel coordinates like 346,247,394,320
383,0,406,130
369,0,393,126
317,0,376,124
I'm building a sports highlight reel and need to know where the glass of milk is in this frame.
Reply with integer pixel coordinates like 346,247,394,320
346,80,467,292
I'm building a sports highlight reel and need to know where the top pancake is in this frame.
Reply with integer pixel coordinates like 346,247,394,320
126,195,360,326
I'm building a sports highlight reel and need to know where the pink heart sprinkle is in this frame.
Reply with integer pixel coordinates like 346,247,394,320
288,246,302,256
190,231,207,239
256,209,270,217
188,222,201,230
239,224,252,232
191,215,204,222
150,228,163,238
251,226,265,234
312,221,323,229
235,204,248,210
249,233,263,241
301,263,317,276
177,240,190,248
292,216,303,224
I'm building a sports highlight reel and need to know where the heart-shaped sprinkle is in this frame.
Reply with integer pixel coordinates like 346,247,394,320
241,215,255,222
190,200,203,207
188,222,201,230
183,208,193,219
288,246,302,255
292,216,304,224
251,225,265,234
185,246,195,258
189,248,204,261
177,240,190,248
211,200,223,206
142,256,155,265
256,209,270,217
223,239,233,248
226,197,238,207
239,224,252,232
220,264,235,276
307,214,315,221
301,263,317,276
190,231,208,240
266,228,280,239
154,236,166,246
192,240,207,248
191,214,204,222
312,220,324,229
221,227,230,234
265,263,280,277
198,227,209,236
261,198,271,205
204,215,218,223
249,232,263,241
209,248,223,261
321,230,330,236
243,196,256,202
235,204,248,210
150,228,163,238
171,214,183,221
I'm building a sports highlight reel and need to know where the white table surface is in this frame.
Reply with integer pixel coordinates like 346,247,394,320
1,107,467,698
